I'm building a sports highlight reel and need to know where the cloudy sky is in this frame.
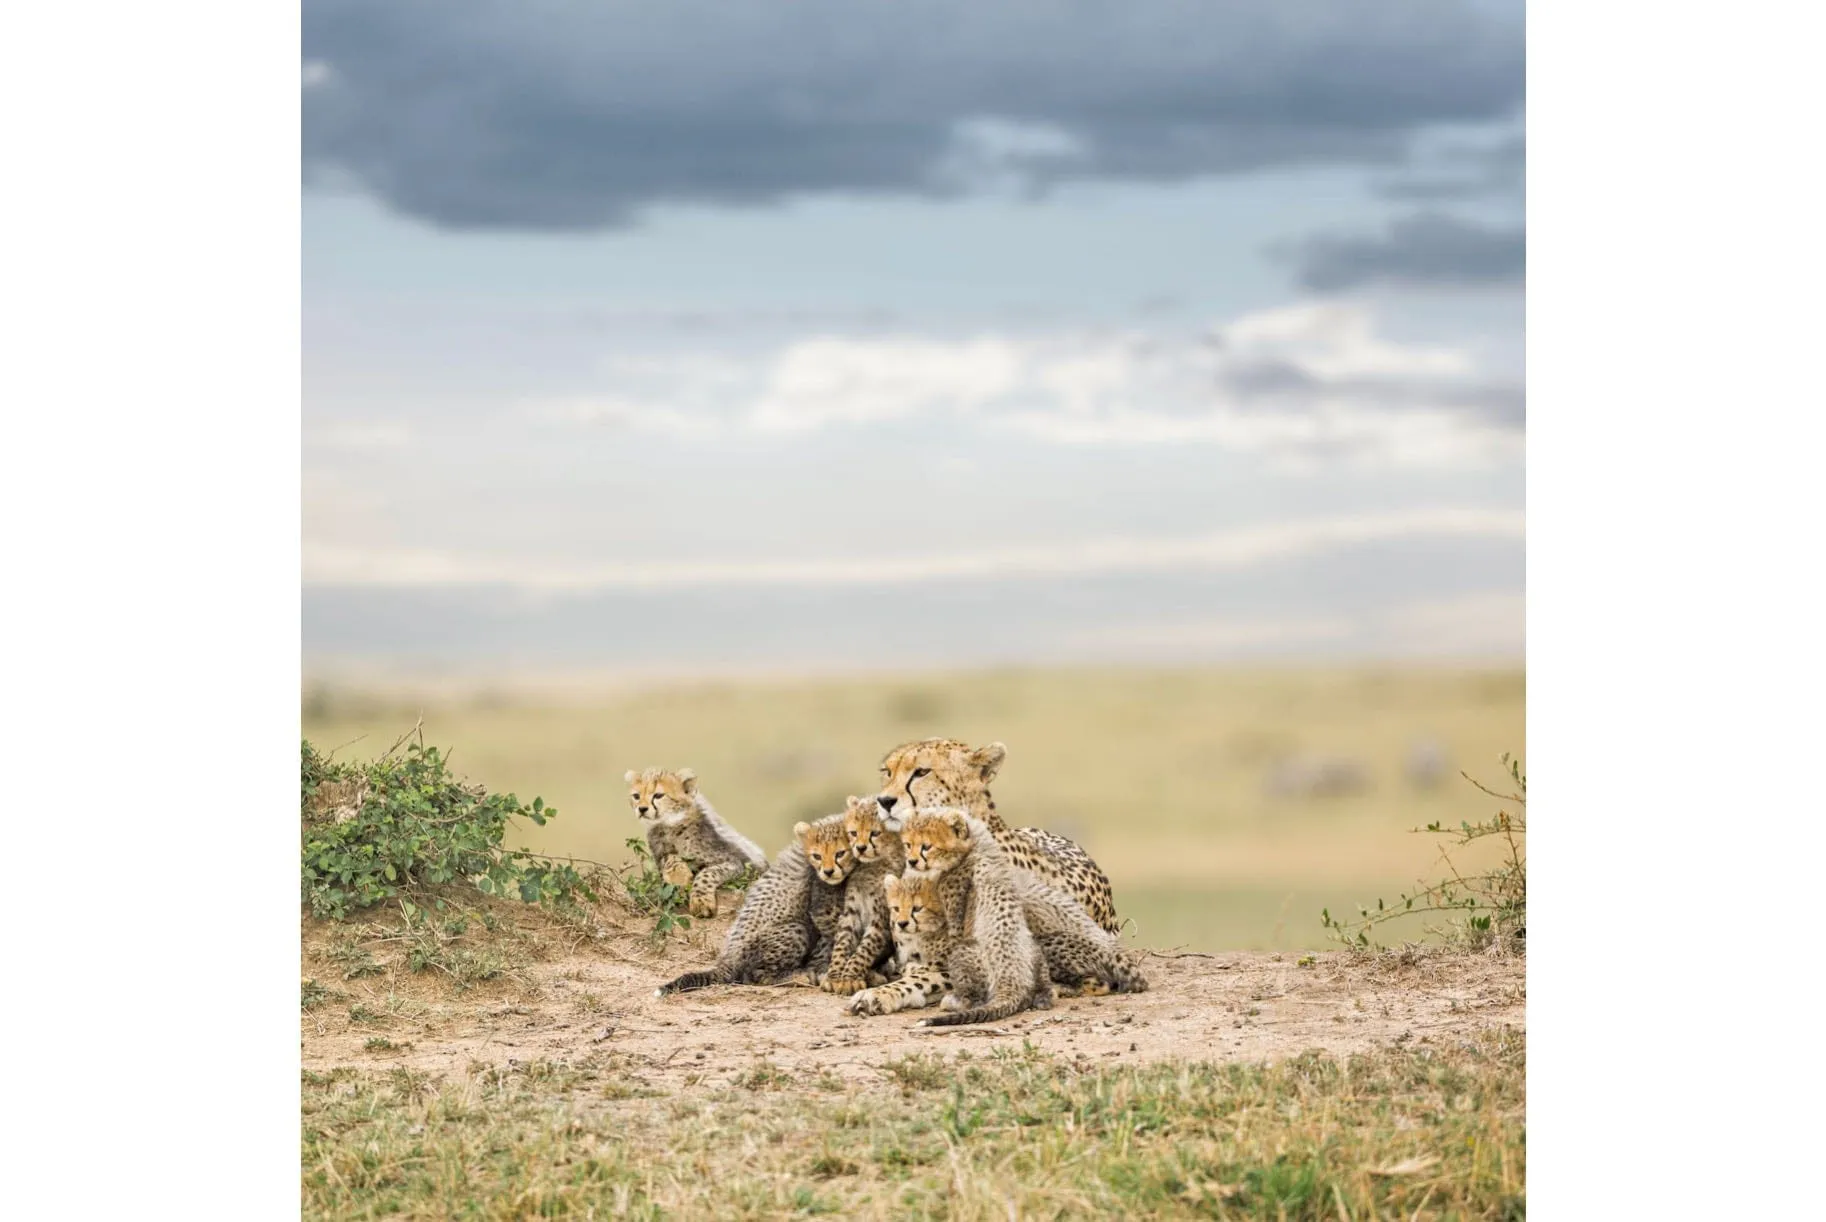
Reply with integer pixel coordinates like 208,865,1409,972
303,0,1524,678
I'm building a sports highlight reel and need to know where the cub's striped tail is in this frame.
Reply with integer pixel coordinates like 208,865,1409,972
916,994,1031,1027
655,966,728,997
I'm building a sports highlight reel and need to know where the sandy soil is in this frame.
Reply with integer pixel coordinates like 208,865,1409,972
302,905,1524,1088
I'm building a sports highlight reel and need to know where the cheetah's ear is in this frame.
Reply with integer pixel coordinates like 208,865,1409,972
968,742,1007,781
623,770,638,785
944,811,969,838
844,794,863,812
793,821,812,838
677,768,697,794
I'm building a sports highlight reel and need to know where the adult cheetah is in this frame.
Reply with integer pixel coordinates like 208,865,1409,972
873,737,1120,934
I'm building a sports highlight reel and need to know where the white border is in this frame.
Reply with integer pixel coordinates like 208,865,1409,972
1531,1,1825,1212
2,2,298,1212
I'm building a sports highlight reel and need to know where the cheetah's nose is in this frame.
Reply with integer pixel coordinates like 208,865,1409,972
877,795,897,812
637,806,649,815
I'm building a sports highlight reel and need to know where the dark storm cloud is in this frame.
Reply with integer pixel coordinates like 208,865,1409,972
1281,212,1525,292
302,0,1523,230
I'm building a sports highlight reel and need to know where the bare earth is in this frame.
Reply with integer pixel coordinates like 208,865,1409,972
302,906,1525,1087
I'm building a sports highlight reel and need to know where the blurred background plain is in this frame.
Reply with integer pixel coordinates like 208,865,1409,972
302,1,1525,949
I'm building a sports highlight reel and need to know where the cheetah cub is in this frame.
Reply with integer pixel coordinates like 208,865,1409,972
654,826,842,997
801,803,899,996
849,872,956,1016
626,767,768,918
898,808,1052,1027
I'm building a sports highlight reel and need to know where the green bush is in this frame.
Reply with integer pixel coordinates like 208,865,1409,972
616,836,694,938
301,736,593,920
1321,752,1526,950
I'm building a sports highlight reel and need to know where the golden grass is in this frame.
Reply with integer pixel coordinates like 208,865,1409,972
302,665,1523,950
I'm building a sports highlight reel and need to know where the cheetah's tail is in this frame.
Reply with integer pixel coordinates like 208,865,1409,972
915,995,1032,1028
654,966,728,997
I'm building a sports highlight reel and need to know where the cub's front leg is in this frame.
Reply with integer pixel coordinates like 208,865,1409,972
686,859,744,919
826,878,893,996
822,913,866,995
849,965,948,1016
834,895,893,994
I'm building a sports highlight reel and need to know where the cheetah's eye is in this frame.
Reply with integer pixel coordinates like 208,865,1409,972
911,768,931,779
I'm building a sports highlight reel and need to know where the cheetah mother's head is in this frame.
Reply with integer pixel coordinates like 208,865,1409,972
873,738,1005,830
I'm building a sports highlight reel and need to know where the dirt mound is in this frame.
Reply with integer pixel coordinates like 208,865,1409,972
302,897,1524,1088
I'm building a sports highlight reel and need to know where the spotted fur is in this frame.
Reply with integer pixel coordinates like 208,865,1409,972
874,738,1120,934
653,838,840,996
898,808,1052,1027
849,872,954,1016
1021,875,1150,997
790,804,896,995
626,767,768,919
791,814,854,980
897,803,1146,997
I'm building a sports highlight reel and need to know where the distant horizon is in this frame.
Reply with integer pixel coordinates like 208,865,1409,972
302,651,1525,703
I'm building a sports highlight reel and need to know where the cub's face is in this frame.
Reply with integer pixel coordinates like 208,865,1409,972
874,738,1005,829
884,873,943,937
625,767,697,826
794,816,857,884
842,795,894,862
899,808,974,877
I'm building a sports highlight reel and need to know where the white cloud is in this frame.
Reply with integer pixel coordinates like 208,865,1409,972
303,506,1522,591
1221,302,1472,380
752,336,1026,431
519,302,1521,469
996,402,1520,469
302,60,333,89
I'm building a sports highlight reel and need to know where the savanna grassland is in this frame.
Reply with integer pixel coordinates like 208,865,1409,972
304,1029,1524,1220
302,664,1525,1219
303,665,1525,951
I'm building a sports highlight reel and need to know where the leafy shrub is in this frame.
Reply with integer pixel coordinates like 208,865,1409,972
617,837,694,938
612,835,760,940
301,734,594,920
1321,753,1525,950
